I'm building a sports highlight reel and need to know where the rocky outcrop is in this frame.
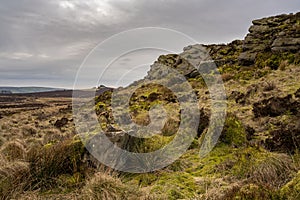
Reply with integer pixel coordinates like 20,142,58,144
239,12,300,66
93,12,300,157
147,54,200,80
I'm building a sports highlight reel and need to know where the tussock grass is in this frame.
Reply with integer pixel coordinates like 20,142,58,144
0,161,30,199
81,172,139,200
249,152,293,189
0,140,26,161
26,138,86,190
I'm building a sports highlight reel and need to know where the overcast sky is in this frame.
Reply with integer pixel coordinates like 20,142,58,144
0,0,299,88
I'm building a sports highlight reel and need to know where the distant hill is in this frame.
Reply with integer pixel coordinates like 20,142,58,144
0,86,113,98
0,86,66,94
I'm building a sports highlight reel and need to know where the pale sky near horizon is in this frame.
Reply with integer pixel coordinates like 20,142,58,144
0,0,299,88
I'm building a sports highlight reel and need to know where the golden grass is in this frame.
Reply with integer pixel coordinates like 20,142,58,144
0,140,26,161
0,161,30,199
81,172,136,200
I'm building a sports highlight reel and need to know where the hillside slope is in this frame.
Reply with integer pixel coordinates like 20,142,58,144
0,12,300,199
92,12,300,199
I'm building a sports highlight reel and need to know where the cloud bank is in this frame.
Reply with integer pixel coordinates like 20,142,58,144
0,0,299,88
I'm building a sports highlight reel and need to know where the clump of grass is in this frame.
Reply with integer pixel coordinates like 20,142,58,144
26,138,86,190
42,128,65,144
22,125,37,137
292,149,300,170
279,60,289,70
122,172,159,187
81,172,140,200
249,152,293,189
0,161,30,199
0,140,26,161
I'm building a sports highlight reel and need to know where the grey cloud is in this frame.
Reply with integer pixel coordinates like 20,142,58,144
0,0,299,88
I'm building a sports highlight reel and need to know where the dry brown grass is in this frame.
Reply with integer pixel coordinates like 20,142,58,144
81,172,134,200
249,152,293,189
0,161,30,199
26,138,86,190
0,140,26,161
279,60,289,71
221,73,234,82
0,136,6,147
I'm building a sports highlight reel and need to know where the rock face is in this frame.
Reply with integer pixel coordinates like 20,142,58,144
146,54,200,80
238,12,300,66
141,12,300,79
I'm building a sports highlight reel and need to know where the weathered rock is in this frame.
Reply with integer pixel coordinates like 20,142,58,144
271,38,300,52
54,117,69,128
106,124,121,132
157,54,200,78
249,25,270,34
239,52,257,66
238,12,300,66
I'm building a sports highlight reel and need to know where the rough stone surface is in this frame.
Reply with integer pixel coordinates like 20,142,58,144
238,12,300,66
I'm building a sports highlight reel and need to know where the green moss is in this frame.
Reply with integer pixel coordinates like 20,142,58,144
233,67,258,80
151,172,199,199
95,102,107,112
122,173,159,187
183,145,234,177
183,144,291,184
220,115,247,147
129,134,174,153
280,171,300,199
255,52,300,70
220,48,229,55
